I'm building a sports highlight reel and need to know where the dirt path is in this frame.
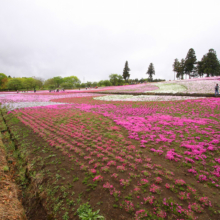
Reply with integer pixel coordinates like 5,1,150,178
0,117,26,220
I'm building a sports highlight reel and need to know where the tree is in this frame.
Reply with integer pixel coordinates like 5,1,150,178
63,76,81,87
102,80,112,86
92,81,98,87
0,73,8,89
109,74,118,86
122,61,130,81
140,78,145,83
6,78,22,90
173,59,180,80
109,74,124,86
134,78,139,83
86,81,92,87
34,77,44,89
53,76,63,88
202,49,220,77
196,61,204,78
24,77,42,90
146,63,155,82
179,59,185,80
44,78,56,89
185,48,197,78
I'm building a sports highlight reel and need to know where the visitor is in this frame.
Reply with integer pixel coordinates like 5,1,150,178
215,84,219,97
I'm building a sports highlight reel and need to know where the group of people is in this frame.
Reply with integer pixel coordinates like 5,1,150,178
17,89,36,93
49,89,65,92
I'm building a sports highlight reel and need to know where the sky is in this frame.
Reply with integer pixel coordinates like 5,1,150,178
0,0,220,82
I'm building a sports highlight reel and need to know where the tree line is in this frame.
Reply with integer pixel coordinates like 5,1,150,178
1,49,219,91
173,48,220,80
0,61,160,91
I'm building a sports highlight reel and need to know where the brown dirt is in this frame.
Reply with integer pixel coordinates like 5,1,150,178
0,135,26,220
2,112,134,220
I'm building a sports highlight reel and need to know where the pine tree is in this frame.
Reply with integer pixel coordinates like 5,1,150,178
178,59,185,80
146,63,155,82
122,61,130,81
185,48,197,78
202,49,220,77
196,60,205,78
173,59,180,80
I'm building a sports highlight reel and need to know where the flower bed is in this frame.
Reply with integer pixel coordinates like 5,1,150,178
3,92,219,219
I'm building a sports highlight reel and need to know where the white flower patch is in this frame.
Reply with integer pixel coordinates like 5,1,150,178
145,78,220,94
94,95,132,101
177,80,219,94
94,95,204,102
1,102,67,111
145,83,186,93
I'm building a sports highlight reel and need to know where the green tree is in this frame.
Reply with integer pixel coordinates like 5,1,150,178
62,76,81,88
185,48,197,78
44,78,56,89
102,80,112,86
80,83,86,88
6,78,22,90
179,59,185,80
122,61,130,81
22,78,32,90
140,78,145,83
173,59,180,80
0,73,8,89
86,81,92,87
22,77,42,91
97,80,104,87
92,81,98,87
53,76,63,88
196,61,204,78
109,74,124,86
202,49,220,77
146,63,155,82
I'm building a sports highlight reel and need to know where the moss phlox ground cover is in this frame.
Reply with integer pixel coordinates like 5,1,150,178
8,94,220,219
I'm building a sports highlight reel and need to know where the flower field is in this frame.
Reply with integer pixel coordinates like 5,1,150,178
98,77,220,94
146,78,220,94
0,85,220,219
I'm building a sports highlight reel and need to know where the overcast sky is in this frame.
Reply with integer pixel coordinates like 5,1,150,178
0,0,220,82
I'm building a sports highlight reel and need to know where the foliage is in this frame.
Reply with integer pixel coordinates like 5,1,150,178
109,74,124,86
44,78,56,89
122,61,130,81
6,78,22,90
98,80,112,87
44,75,80,89
77,203,104,220
185,48,197,77
22,77,43,90
146,63,155,81
53,76,64,88
172,59,179,80
0,73,8,89
174,48,220,79
201,49,220,77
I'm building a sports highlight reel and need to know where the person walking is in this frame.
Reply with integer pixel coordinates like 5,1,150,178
215,84,219,97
